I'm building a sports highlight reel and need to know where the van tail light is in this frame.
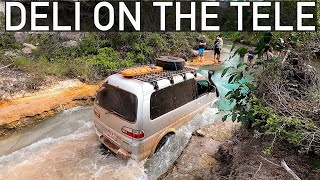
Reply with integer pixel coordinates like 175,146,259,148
121,127,144,139
94,109,100,118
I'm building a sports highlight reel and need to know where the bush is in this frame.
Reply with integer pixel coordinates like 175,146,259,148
222,40,320,155
0,13,4,31
11,32,199,83
0,33,19,51
25,76,46,90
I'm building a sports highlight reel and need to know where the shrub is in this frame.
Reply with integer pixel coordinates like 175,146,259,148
0,33,19,51
11,32,200,83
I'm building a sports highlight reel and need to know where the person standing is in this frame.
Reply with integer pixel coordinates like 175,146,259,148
246,48,255,67
198,36,207,61
214,39,221,63
263,43,273,61
217,34,223,49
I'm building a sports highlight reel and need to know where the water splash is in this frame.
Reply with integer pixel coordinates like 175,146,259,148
0,45,240,180
0,104,221,180
145,106,220,179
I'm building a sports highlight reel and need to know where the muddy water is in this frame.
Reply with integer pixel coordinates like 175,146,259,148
0,44,242,179
0,105,220,180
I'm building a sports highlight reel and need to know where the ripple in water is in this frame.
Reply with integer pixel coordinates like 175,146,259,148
0,103,220,180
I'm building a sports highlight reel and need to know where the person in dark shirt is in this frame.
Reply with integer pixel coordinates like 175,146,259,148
198,36,206,61
247,48,254,66
263,43,273,61
213,38,221,63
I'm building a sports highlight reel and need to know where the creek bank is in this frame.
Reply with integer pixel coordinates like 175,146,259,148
159,119,240,180
161,124,320,180
0,79,100,137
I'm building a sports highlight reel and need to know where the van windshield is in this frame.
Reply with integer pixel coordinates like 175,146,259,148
96,84,137,122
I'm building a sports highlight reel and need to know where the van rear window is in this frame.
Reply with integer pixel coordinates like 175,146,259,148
96,84,137,122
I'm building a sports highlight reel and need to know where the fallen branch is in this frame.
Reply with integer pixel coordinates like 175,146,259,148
258,155,281,168
253,162,262,179
281,160,301,180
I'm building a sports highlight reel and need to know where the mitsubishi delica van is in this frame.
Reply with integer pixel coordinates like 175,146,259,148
93,67,219,160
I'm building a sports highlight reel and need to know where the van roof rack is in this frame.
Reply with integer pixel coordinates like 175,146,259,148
132,67,197,90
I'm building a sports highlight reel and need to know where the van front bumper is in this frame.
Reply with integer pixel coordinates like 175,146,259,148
96,129,131,160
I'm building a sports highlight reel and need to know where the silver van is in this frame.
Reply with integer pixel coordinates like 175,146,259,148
93,68,219,160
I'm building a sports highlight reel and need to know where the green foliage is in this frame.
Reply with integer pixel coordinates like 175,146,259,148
251,98,316,154
221,59,316,154
87,47,121,70
24,34,51,47
13,57,30,68
11,32,197,82
223,72,316,154
77,33,101,55
0,13,4,32
0,33,19,51
313,159,320,172
221,63,255,126
233,47,248,58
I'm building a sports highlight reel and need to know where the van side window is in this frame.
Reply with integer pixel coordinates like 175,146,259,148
150,79,196,120
150,85,174,120
172,79,196,108
197,80,209,97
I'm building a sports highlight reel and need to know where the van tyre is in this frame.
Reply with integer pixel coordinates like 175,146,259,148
155,133,174,153
156,56,185,70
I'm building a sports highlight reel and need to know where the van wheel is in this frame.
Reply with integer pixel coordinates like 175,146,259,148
156,56,185,70
155,133,174,153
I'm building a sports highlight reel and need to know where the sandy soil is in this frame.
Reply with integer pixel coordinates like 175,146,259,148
186,50,226,68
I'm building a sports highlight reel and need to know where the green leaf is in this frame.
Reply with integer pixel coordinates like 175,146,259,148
239,115,246,123
237,63,246,69
222,115,228,122
221,67,232,77
235,72,244,82
232,48,240,58
230,43,236,52
225,90,233,98
238,47,249,57
232,114,237,122
228,74,237,83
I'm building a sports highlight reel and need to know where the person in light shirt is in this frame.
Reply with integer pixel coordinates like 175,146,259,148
217,34,223,49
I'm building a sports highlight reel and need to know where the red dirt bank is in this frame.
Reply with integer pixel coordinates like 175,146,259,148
0,82,100,136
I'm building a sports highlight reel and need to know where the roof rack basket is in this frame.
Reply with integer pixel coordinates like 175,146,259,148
132,67,197,90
